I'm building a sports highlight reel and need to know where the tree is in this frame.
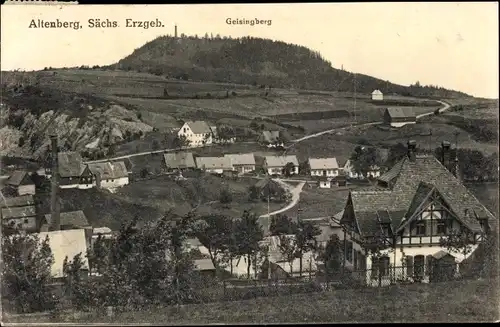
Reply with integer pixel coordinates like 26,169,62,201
294,221,321,276
350,146,381,178
277,235,297,274
137,112,142,120
63,253,90,310
385,142,408,168
172,135,190,148
439,227,474,261
320,234,343,277
107,144,116,157
219,188,232,205
18,136,25,147
283,162,296,177
270,214,297,236
248,185,259,202
2,234,56,313
87,234,109,276
193,214,233,273
234,211,264,278
140,167,150,178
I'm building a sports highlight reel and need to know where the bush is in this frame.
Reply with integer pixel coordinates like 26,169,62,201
219,188,232,204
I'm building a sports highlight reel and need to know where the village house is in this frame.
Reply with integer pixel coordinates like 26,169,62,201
163,152,196,171
309,158,339,178
371,89,384,101
1,195,38,233
318,177,332,189
224,153,256,174
263,155,299,176
339,140,495,287
253,178,287,202
259,130,284,148
177,120,216,147
383,107,417,128
87,161,129,190
55,152,94,189
36,229,90,280
195,156,232,174
4,170,36,196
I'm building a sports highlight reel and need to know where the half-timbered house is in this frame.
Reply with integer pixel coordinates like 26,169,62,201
339,140,495,286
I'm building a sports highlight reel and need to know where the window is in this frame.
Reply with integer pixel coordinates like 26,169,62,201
345,241,353,262
412,220,426,236
353,250,358,270
24,218,29,224
405,256,414,277
436,220,447,235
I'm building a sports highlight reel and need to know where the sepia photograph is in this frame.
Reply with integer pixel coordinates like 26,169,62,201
0,2,498,325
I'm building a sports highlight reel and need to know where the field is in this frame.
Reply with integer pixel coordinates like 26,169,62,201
116,174,284,218
5,279,497,324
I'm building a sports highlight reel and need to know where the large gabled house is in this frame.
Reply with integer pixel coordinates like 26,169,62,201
339,140,495,286
55,152,94,189
163,152,196,171
263,155,299,176
224,153,256,174
195,156,232,175
87,161,129,190
309,157,340,178
4,170,36,196
177,121,216,147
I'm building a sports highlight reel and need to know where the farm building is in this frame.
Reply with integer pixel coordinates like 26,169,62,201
371,89,384,101
318,177,332,189
263,155,299,176
339,140,495,286
177,121,216,147
224,153,256,174
164,152,196,171
308,158,339,178
196,156,232,174
4,170,36,196
87,161,129,190
384,107,417,128
56,152,94,189
342,160,380,179
259,130,284,148
253,178,287,202
1,195,38,233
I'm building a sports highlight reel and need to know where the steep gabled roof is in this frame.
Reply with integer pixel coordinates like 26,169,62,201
6,170,33,186
1,195,35,208
185,121,212,134
309,158,339,170
58,152,85,178
348,155,494,237
372,89,383,95
385,107,417,119
164,152,196,169
224,153,256,166
87,161,128,179
264,155,299,167
45,210,89,228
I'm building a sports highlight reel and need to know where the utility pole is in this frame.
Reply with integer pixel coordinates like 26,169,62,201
353,73,357,125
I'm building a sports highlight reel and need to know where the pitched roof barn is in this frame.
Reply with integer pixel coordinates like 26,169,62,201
164,152,196,169
58,152,85,178
308,158,339,170
264,155,299,167
196,156,232,170
87,161,128,179
184,121,213,134
385,107,417,119
224,153,256,166
6,170,34,186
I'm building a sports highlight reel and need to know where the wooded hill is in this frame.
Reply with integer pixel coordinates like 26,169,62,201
109,35,470,98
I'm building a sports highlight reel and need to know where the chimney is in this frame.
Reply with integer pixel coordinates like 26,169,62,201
174,24,178,38
454,150,461,182
441,141,451,166
49,135,61,231
407,140,417,161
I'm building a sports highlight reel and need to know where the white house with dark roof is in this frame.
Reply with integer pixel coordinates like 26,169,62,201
339,141,495,286
371,89,384,101
54,152,94,189
177,121,216,147
196,156,232,174
87,161,129,190
5,170,35,196
224,153,256,174
263,155,299,175
309,158,339,178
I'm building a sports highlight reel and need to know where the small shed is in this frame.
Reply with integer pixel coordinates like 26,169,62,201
371,90,383,101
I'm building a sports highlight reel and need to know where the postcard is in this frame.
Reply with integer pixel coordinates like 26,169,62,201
1,2,498,325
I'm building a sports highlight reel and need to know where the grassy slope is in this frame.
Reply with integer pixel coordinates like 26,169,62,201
5,279,497,324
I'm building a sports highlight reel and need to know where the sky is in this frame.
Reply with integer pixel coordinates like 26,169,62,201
1,3,498,98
